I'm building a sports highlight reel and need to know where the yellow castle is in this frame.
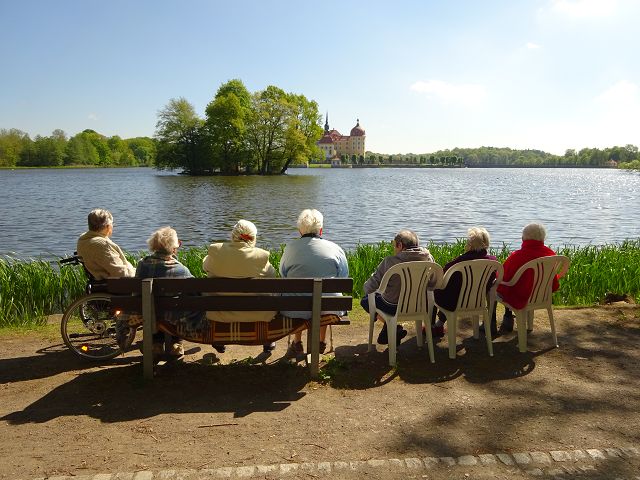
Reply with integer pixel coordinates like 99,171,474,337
317,114,366,162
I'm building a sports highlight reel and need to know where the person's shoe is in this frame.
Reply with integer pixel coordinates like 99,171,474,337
212,344,226,354
396,326,408,345
499,315,514,334
263,342,276,353
168,342,184,357
431,324,445,338
479,323,499,337
319,341,327,354
376,324,389,345
377,324,407,345
115,320,130,351
286,341,304,358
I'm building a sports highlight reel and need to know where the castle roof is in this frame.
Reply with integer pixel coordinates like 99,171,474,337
350,119,365,137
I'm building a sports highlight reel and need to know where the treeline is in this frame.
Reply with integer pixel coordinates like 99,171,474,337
0,128,156,168
367,145,640,168
154,79,323,175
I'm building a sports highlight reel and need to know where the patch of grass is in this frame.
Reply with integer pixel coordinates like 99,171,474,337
317,356,347,383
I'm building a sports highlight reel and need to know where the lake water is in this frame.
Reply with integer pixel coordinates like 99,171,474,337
0,167,638,259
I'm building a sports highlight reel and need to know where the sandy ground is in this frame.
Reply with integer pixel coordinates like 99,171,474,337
1,305,639,479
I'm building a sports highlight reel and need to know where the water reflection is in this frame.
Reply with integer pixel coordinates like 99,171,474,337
0,167,638,259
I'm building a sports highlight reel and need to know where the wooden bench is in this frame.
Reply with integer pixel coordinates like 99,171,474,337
106,277,353,379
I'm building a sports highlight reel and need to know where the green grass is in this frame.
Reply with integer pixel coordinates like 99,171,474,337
2,239,639,327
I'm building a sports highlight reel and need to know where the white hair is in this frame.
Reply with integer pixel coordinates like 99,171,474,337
147,226,179,253
466,227,490,252
522,223,547,242
231,219,257,247
297,209,323,235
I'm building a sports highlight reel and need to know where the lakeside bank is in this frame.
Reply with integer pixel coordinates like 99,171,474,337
1,240,639,328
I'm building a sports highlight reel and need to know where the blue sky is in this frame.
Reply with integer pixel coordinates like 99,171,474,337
1,0,638,155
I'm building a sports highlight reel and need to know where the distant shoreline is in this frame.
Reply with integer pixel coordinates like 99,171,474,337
295,164,618,169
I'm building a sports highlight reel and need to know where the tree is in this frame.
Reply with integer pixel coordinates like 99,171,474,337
127,137,156,166
204,79,251,173
245,86,291,175
279,93,323,173
0,129,29,167
155,97,205,174
15,131,66,166
65,131,99,165
108,135,136,166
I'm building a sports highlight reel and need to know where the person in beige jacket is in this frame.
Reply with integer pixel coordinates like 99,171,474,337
76,209,135,280
202,220,277,353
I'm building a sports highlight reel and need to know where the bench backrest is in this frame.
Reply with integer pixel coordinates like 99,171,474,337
106,277,353,312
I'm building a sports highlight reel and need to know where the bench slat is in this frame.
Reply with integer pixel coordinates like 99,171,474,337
155,295,352,312
106,278,143,294
152,277,353,295
109,295,142,312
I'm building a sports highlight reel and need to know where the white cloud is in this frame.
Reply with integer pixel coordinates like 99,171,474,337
526,42,541,49
410,80,487,107
550,0,618,17
87,113,98,121
595,80,639,107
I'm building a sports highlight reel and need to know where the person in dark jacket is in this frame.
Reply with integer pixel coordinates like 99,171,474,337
431,227,497,337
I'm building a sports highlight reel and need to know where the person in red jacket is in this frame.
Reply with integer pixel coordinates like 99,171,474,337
497,223,559,333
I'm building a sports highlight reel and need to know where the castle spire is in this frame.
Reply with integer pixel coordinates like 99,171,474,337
324,112,330,133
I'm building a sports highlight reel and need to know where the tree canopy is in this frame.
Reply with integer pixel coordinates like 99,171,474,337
0,128,155,168
154,79,323,175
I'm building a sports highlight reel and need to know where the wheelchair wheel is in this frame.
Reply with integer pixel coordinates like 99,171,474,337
61,293,136,360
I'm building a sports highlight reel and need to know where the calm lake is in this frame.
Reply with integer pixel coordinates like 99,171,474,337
1,167,638,259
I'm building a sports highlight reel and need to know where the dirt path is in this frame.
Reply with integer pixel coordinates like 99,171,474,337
1,306,639,479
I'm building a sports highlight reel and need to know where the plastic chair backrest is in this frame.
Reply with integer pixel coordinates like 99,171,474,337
441,259,503,311
377,261,443,316
510,255,570,308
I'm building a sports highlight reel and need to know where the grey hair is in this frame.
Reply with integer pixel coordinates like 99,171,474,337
297,209,323,235
147,226,179,253
87,208,113,232
394,229,419,249
466,227,490,252
522,223,547,242
231,219,257,247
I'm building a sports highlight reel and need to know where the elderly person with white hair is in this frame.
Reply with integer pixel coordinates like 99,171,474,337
135,226,199,357
77,208,135,280
431,227,498,337
496,222,559,333
202,220,277,353
279,209,349,357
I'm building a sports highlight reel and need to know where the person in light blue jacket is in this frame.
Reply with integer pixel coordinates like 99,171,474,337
279,209,349,357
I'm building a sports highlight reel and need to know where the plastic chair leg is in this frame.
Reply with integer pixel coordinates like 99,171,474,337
472,315,480,339
387,318,397,366
367,296,376,352
448,314,457,359
515,309,528,352
527,310,534,331
414,319,423,348
548,307,558,347
484,311,494,357
424,318,435,364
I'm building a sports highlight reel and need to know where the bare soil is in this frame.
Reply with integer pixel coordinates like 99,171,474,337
1,306,639,479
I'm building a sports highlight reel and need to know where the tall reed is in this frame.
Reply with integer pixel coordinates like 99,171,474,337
1,240,639,327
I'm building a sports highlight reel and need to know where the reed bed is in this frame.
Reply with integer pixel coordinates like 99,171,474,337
1,240,639,327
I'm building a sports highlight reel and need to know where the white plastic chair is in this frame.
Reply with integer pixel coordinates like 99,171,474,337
367,261,444,366
496,255,570,353
434,260,503,359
